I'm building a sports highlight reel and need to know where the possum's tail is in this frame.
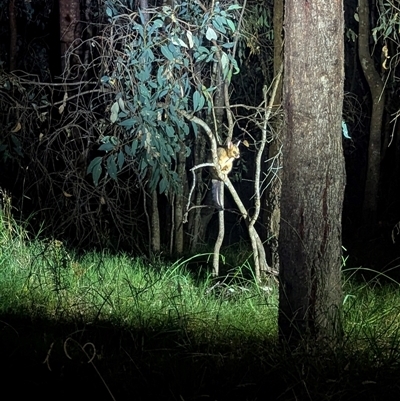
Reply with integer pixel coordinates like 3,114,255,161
212,179,224,209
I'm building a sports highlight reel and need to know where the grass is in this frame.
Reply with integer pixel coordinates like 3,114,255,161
1,212,400,400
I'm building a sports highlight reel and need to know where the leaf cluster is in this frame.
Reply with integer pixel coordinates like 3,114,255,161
88,1,241,193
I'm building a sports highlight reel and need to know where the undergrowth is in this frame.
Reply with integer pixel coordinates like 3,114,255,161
1,213,400,400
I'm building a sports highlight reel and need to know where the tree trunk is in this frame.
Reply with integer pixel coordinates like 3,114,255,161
8,0,17,71
358,0,385,222
174,143,187,255
151,190,161,253
188,135,209,252
59,0,81,73
279,0,346,343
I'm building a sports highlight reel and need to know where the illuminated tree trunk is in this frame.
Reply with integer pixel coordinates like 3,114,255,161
279,0,346,343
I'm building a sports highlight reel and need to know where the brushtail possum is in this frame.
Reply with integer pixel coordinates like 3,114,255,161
212,141,240,208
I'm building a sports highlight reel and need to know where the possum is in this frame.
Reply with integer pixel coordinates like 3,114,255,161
211,141,240,208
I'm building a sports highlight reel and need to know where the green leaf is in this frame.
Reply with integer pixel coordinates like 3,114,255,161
227,4,242,11
148,19,164,35
195,53,208,62
136,68,151,82
213,17,226,34
119,118,136,128
159,177,168,194
193,90,200,111
98,142,115,152
221,51,229,79
226,18,236,32
171,36,188,48
206,26,218,41
140,157,147,173
110,101,119,123
118,97,126,112
131,140,138,156
193,90,205,112
87,156,102,174
87,156,103,186
161,45,174,61
107,156,118,181
168,43,178,55
198,46,209,54
117,150,125,169
186,30,194,48
165,125,175,137
111,101,119,114
124,144,132,156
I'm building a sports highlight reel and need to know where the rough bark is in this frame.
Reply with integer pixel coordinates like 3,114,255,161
174,143,187,255
151,190,161,253
358,0,385,222
59,0,81,72
279,0,346,343
188,135,209,252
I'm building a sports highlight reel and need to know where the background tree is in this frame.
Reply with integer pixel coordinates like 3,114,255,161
358,0,385,223
59,0,81,73
2,0,400,280
279,0,346,342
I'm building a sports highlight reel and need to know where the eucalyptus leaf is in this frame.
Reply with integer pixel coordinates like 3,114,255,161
161,45,174,61
119,118,136,128
107,156,118,181
212,17,226,34
186,30,194,48
111,101,119,114
159,177,168,194
131,140,138,156
226,18,236,32
206,26,218,41
98,142,115,152
227,4,242,11
87,156,103,186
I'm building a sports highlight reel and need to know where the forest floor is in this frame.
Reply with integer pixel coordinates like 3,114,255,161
1,218,400,400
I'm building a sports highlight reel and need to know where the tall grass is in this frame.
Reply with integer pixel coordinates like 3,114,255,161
1,209,400,345
2,210,400,400
0,211,278,344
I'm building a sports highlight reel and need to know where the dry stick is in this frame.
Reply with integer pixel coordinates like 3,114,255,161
214,182,225,276
179,111,274,278
179,65,282,278
183,162,214,224
211,1,247,275
178,111,227,275
248,65,283,278
64,337,116,401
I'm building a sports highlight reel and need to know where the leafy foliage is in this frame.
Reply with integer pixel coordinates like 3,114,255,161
90,1,240,193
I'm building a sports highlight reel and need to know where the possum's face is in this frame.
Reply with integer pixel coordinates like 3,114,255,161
227,142,240,159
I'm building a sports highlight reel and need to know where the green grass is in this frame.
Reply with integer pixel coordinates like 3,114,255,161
0,234,278,339
1,213,400,400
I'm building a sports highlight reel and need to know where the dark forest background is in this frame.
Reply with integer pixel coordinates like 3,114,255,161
0,0,400,276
